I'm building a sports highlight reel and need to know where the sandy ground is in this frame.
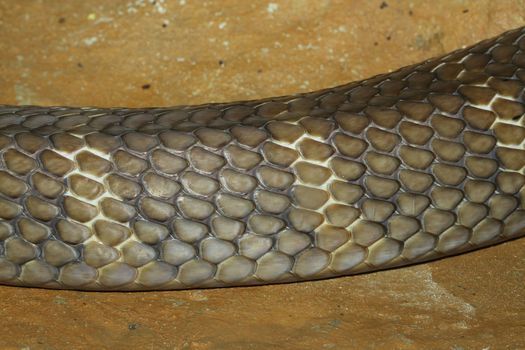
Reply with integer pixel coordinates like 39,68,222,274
0,0,524,349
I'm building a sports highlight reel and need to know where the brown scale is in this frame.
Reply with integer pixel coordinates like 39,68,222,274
78,151,113,176
0,26,523,290
220,169,257,193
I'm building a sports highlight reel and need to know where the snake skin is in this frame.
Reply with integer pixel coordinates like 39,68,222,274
0,27,524,290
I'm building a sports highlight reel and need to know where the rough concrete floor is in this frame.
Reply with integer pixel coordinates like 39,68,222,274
0,0,524,349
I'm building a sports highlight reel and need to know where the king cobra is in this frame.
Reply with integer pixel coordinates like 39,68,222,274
0,27,523,291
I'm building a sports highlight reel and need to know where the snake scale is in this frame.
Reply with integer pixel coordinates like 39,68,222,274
0,27,523,291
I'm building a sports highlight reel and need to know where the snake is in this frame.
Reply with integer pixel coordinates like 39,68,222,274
0,27,523,291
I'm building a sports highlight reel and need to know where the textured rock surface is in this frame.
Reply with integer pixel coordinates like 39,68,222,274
0,0,524,349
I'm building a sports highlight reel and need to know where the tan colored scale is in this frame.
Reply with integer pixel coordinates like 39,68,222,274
0,27,524,290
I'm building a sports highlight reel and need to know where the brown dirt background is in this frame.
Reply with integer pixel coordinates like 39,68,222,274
0,0,524,349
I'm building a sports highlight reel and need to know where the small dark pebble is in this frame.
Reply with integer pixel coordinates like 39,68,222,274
58,17,66,24
218,59,225,66
463,9,469,13
142,84,151,90
374,42,378,46
77,62,83,68
386,35,391,41
128,323,140,330
257,69,263,73
162,23,168,28
408,10,413,16
380,1,388,9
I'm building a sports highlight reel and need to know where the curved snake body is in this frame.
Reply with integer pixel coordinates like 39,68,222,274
0,27,524,290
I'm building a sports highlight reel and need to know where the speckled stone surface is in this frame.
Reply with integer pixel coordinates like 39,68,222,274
0,0,524,349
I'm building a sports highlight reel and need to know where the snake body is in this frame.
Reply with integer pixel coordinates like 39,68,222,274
0,27,524,290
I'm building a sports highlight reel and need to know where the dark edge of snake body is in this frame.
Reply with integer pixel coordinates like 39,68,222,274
0,27,523,291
